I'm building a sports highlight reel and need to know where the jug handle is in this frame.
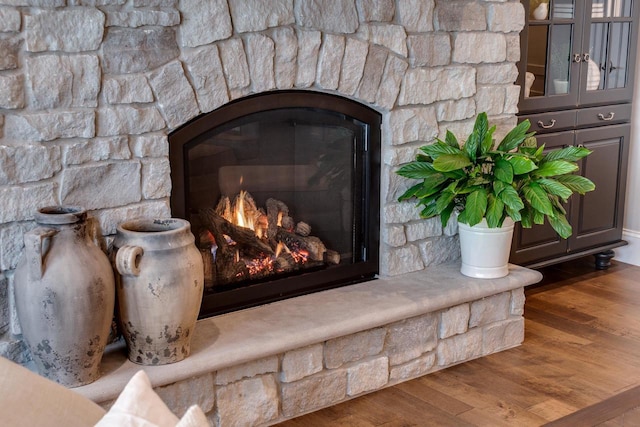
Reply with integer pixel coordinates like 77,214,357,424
24,228,58,281
116,245,143,276
86,216,106,252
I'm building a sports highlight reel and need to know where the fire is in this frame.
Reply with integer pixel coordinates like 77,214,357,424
274,241,289,258
214,190,313,280
234,190,255,230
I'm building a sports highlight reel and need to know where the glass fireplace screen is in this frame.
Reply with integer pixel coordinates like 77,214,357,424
169,91,380,317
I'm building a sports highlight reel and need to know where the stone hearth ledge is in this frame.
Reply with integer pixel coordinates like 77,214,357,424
75,262,542,404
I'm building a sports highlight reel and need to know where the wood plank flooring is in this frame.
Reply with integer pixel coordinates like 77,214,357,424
276,258,640,426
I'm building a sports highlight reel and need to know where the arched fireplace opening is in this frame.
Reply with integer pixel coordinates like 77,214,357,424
169,91,381,318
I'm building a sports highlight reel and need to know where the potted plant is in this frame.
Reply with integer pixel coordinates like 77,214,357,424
396,112,595,278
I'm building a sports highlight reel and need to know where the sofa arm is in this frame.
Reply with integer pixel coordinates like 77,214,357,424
0,357,106,427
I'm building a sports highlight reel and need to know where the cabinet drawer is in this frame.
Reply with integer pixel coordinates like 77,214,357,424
519,111,577,134
577,104,632,127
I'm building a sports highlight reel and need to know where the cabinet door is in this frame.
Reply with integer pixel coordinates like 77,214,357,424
518,0,585,112
578,0,638,106
569,124,630,250
510,131,573,265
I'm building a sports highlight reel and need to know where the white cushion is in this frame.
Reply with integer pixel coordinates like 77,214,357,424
176,405,209,427
95,370,208,427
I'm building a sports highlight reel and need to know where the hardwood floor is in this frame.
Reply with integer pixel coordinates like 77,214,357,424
276,258,640,426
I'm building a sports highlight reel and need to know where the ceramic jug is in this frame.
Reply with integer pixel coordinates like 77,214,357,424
533,2,549,20
113,218,203,365
14,206,115,387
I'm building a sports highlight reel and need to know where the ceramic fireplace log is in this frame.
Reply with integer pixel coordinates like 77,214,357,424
199,207,274,255
266,198,289,240
276,229,327,262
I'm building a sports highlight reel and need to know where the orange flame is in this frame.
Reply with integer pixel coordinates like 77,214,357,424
274,241,291,258
234,190,255,231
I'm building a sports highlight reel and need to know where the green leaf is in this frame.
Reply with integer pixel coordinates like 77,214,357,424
464,130,480,162
520,205,533,228
435,191,457,214
507,155,538,175
419,202,440,219
443,169,468,179
497,120,533,152
534,160,578,177
396,161,437,179
544,146,592,162
537,178,573,201
521,135,538,148
433,153,472,172
498,185,525,211
440,203,456,228
398,183,422,201
493,180,507,196
523,182,554,216
480,125,497,155
464,188,488,226
518,146,538,157
550,195,567,214
474,112,489,140
467,176,491,187
457,209,468,225
486,194,505,228
555,174,596,194
420,141,461,159
533,209,545,225
414,174,449,198
444,130,459,148
548,213,573,239
505,205,522,222
494,158,514,184
416,192,439,207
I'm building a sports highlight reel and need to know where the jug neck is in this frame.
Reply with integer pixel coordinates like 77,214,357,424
34,206,87,226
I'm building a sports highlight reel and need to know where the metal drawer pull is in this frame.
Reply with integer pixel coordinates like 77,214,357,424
597,112,615,121
573,53,582,63
583,53,590,62
537,119,557,129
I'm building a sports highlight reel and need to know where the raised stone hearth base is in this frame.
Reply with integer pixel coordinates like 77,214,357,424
75,263,541,426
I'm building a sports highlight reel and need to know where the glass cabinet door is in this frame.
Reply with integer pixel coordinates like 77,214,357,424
518,0,638,112
579,0,637,105
519,0,584,111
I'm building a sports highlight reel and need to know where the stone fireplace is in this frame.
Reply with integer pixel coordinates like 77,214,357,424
0,0,537,424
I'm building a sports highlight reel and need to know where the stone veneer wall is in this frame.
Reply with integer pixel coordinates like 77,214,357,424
99,287,526,426
0,0,525,364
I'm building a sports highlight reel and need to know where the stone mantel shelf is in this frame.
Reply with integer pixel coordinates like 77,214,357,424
74,263,542,403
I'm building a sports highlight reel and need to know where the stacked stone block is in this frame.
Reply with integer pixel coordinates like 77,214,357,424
96,288,525,426
0,0,525,368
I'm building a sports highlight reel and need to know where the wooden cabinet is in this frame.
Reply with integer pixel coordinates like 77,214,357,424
512,1,636,268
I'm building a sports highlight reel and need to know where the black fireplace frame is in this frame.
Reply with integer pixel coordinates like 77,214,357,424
169,91,381,318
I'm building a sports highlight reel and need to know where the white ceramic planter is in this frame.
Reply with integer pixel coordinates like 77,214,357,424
458,217,515,279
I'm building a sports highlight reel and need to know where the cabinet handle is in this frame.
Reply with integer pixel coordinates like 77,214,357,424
597,112,615,121
573,53,582,63
583,53,590,62
537,119,557,129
